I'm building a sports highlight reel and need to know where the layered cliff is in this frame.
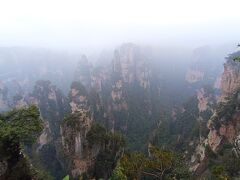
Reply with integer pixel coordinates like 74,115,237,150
190,52,240,177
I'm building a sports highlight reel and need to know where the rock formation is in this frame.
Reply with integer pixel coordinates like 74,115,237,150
60,81,124,178
30,80,69,142
191,52,240,176
74,55,92,90
0,81,9,112
61,81,94,177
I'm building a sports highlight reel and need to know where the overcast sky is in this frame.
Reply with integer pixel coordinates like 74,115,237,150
0,0,240,51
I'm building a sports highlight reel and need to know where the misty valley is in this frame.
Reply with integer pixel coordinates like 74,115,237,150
0,43,240,180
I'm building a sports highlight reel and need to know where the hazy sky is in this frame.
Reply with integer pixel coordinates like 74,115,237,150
0,0,240,51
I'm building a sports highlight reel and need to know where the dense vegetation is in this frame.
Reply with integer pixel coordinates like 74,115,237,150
111,146,190,180
0,106,47,179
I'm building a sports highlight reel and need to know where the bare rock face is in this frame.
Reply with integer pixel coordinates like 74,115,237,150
69,81,90,113
197,88,210,112
207,58,240,150
186,69,204,83
189,140,208,173
37,121,51,150
110,79,128,112
221,59,240,98
214,77,221,89
197,87,215,113
112,43,151,89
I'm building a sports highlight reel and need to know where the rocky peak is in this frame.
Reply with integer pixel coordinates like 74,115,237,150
221,58,240,99
197,87,215,113
112,43,151,89
69,81,90,113
74,55,92,90
61,81,94,177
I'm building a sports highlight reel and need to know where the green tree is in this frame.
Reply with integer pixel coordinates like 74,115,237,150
110,162,127,180
120,152,148,179
211,165,229,180
0,105,44,179
147,146,174,179
119,146,190,180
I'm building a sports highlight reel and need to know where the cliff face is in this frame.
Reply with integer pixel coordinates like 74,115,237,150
109,44,152,132
221,59,240,98
0,81,9,112
167,85,216,154
61,112,95,178
59,46,150,166
61,82,95,177
72,44,152,133
206,60,240,151
197,87,216,113
60,81,124,179
191,54,240,175
112,44,151,88
30,80,69,143
186,69,204,83
206,59,240,151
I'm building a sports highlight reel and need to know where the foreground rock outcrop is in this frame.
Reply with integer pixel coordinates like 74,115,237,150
191,52,240,177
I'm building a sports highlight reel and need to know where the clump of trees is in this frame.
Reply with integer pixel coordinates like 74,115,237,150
111,145,190,180
205,142,240,179
0,106,47,179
